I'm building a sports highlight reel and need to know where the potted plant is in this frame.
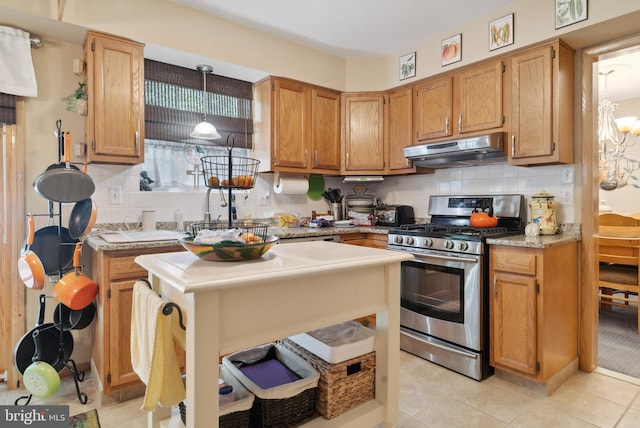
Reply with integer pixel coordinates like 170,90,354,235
62,81,88,116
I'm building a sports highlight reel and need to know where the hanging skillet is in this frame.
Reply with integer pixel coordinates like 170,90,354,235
13,295,73,376
33,130,95,203
68,198,97,240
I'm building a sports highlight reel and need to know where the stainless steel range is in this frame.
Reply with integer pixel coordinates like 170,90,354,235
387,194,526,380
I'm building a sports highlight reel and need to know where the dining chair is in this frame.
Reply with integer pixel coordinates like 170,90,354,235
598,213,640,335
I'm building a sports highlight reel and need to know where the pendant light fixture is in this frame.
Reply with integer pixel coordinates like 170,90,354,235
191,64,221,140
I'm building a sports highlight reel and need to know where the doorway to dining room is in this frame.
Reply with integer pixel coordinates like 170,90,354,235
592,39,640,380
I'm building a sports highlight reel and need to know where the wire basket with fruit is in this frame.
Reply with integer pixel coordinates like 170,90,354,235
201,155,260,189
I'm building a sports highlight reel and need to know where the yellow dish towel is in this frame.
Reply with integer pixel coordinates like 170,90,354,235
130,281,186,411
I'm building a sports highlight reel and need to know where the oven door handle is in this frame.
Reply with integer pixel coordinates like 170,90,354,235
412,252,479,264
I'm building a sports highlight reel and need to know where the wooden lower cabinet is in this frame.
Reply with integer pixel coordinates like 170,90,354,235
340,232,388,249
89,245,184,399
489,242,578,383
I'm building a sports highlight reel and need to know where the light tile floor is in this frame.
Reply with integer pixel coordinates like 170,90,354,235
2,351,640,427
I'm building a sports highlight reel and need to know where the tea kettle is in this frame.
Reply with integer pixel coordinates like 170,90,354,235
470,200,498,228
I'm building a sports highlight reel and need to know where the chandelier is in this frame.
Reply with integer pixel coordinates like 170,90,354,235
598,68,640,190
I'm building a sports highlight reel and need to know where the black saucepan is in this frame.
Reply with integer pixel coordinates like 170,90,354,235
13,295,73,375
33,130,95,203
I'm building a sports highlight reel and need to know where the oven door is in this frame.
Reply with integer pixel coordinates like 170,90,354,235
400,248,483,351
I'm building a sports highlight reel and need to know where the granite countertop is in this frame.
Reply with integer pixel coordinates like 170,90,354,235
84,225,392,252
487,233,581,248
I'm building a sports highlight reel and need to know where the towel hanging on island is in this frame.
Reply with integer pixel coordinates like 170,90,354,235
130,280,185,411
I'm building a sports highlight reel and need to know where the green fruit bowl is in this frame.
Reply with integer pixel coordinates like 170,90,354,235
179,235,279,262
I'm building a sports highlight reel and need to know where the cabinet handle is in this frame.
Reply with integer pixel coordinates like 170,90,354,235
304,149,308,167
346,153,350,169
511,135,515,157
493,276,497,299
445,116,449,134
313,150,317,168
135,131,140,156
458,114,462,133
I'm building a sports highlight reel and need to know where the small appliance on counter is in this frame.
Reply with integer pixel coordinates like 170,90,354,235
374,205,415,226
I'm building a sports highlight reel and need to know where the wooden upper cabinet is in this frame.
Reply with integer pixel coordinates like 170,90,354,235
85,31,144,164
272,78,310,170
387,87,415,174
414,76,453,141
509,40,574,165
311,88,341,171
414,60,504,145
459,61,504,134
253,76,341,174
342,93,387,174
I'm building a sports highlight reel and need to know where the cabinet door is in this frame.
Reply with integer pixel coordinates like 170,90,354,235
459,61,504,134
388,87,415,173
414,76,453,142
491,271,538,376
86,33,144,164
510,46,553,160
273,79,310,169
311,88,341,172
109,279,138,388
343,94,386,173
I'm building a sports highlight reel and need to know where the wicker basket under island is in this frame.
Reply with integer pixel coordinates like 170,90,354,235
280,320,377,419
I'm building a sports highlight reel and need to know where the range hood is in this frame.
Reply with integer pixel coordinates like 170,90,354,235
404,132,507,168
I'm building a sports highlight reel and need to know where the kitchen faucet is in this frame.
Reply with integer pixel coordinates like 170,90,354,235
203,187,227,223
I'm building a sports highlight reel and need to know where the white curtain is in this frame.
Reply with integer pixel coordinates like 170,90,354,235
0,26,37,97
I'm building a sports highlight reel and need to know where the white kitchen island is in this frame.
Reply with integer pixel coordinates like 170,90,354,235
135,240,411,428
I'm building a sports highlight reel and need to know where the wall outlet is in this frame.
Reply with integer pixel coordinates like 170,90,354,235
109,186,122,205
258,190,269,205
560,187,573,205
561,166,573,184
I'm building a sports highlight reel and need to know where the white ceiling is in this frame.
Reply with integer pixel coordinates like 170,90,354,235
170,0,516,58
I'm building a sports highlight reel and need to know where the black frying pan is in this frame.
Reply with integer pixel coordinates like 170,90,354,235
33,130,95,203
13,295,73,375
68,198,97,240
53,302,95,331
27,224,77,275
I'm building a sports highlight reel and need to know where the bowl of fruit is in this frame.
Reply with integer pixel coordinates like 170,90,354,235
180,222,279,262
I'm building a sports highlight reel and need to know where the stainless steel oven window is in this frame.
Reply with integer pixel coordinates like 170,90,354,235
401,260,464,323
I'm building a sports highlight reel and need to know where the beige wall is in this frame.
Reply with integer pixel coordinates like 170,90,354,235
4,0,640,91
347,0,640,90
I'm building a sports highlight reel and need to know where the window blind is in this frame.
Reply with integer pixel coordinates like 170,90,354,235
144,59,253,148
0,93,16,124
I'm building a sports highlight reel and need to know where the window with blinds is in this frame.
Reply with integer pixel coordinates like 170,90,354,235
141,60,254,191
144,59,253,147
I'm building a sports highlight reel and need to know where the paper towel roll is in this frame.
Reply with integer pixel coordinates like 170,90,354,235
273,177,309,194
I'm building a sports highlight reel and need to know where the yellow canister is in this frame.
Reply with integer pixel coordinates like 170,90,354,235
530,190,558,235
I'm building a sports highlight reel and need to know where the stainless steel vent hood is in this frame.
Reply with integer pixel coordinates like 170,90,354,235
404,132,507,168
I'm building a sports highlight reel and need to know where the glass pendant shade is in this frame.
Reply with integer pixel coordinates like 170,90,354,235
191,119,221,139
191,64,221,140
